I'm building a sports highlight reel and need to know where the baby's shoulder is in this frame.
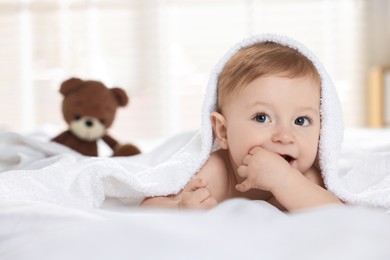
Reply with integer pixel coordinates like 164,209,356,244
197,150,227,182
196,150,230,202
208,149,227,165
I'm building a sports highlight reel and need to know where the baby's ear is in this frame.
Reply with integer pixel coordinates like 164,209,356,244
211,112,228,149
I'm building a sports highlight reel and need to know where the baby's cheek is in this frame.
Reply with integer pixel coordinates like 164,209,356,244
226,132,253,167
230,149,248,168
300,144,319,172
310,140,320,161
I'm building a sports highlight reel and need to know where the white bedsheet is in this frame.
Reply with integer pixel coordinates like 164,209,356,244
1,199,390,260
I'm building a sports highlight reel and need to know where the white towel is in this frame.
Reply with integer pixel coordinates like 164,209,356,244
1,34,389,210
0,131,204,207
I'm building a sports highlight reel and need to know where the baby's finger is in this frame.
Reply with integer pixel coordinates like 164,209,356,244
184,177,207,191
242,154,251,166
193,187,212,202
237,165,248,177
236,181,251,192
201,197,218,209
249,146,263,155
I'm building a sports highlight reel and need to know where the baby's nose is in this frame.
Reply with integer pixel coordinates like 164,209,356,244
271,127,294,144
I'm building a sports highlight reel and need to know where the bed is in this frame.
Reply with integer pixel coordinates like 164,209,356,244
1,128,390,260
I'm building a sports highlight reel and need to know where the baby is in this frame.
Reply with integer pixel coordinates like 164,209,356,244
141,40,342,212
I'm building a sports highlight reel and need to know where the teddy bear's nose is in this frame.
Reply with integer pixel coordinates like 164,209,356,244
85,120,94,127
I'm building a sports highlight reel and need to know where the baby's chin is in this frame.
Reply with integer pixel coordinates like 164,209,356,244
293,162,315,174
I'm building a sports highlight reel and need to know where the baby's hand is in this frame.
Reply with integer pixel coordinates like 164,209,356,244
179,177,217,209
235,147,291,193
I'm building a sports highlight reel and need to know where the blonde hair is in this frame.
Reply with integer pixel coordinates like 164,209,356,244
217,42,321,110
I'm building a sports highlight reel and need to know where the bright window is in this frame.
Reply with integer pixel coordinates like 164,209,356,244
0,0,374,150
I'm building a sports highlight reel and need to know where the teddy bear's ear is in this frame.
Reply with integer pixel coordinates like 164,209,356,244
111,88,129,107
60,78,84,96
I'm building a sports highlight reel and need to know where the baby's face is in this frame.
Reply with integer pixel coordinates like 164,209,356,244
221,74,321,173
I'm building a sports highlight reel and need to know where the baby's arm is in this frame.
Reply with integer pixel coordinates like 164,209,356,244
141,151,229,209
140,177,217,209
236,147,341,212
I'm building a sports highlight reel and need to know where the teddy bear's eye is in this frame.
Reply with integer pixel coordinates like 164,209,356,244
74,115,81,120
99,119,105,125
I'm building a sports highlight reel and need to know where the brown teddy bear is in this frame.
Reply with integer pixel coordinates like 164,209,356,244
52,77,141,157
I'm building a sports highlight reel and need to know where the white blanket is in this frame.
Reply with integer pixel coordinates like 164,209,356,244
338,128,390,208
1,199,390,260
0,131,202,208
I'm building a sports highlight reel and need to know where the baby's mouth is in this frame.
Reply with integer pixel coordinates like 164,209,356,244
280,154,295,164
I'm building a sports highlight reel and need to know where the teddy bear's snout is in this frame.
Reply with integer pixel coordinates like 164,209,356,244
69,117,105,141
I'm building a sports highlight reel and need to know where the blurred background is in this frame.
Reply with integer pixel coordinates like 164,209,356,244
1,0,390,151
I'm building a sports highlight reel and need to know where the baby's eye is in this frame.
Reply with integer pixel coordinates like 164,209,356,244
295,117,310,126
254,114,270,123
74,115,81,121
